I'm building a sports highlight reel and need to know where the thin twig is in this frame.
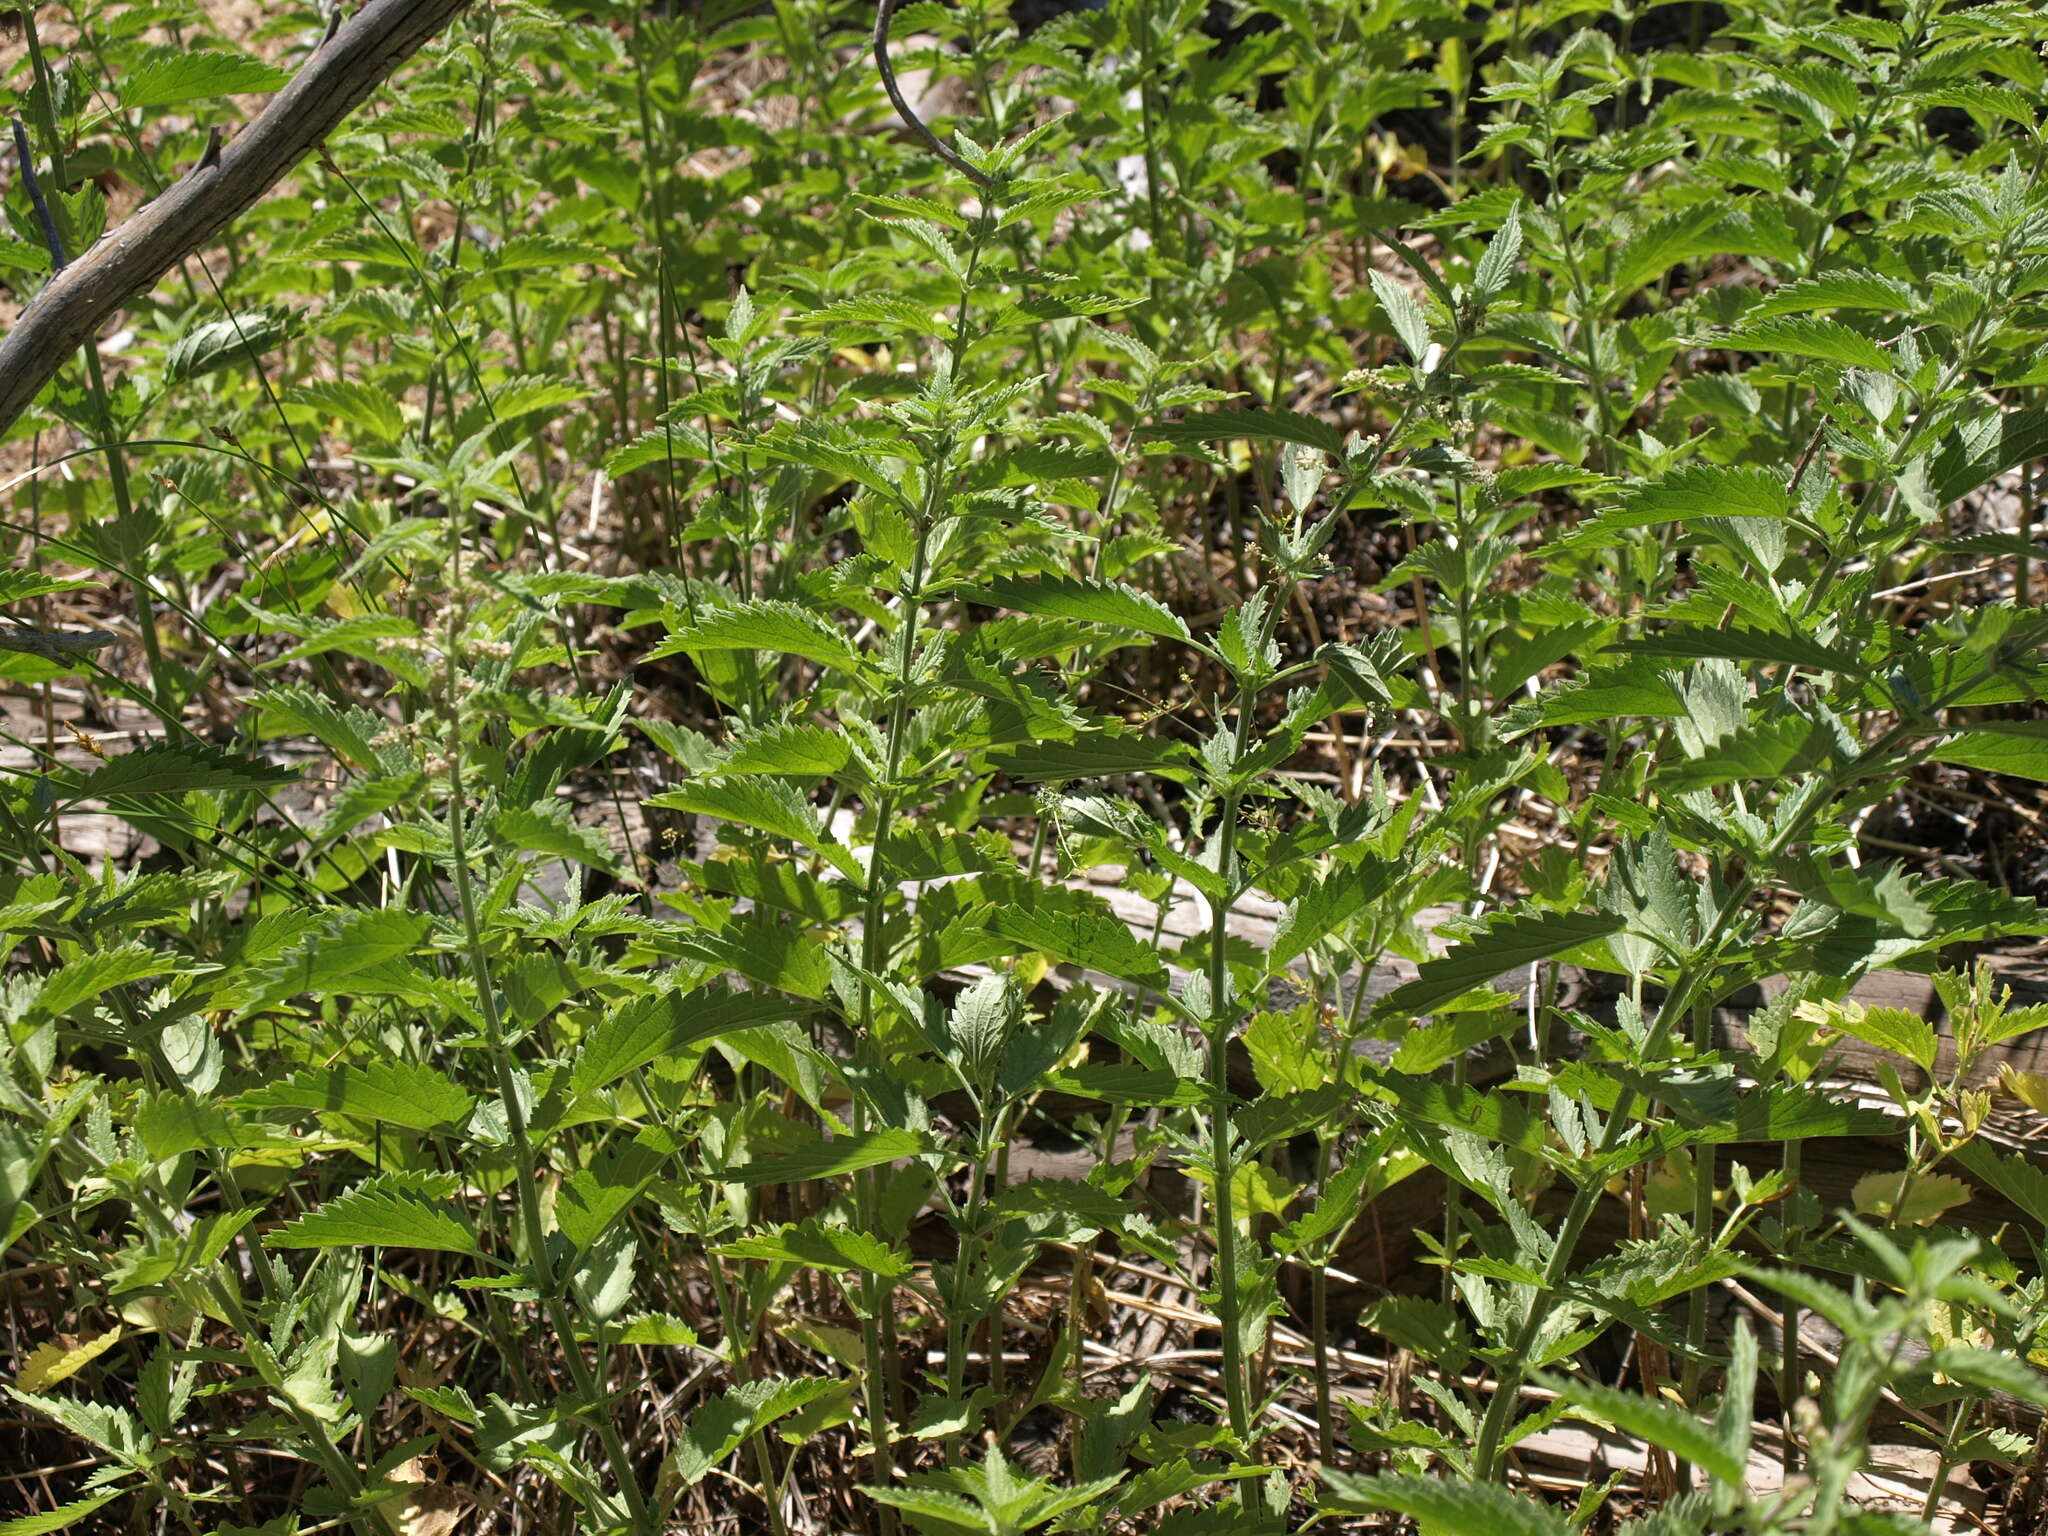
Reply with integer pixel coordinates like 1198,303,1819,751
10,116,69,271
873,0,991,187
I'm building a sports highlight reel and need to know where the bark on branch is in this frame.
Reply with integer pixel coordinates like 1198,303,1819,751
0,0,473,438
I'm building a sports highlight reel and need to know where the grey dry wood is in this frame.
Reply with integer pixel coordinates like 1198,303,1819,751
0,0,473,438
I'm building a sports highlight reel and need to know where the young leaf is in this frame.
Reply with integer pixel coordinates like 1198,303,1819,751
1368,270,1434,361
716,1221,911,1278
1850,1170,1972,1226
16,1327,124,1393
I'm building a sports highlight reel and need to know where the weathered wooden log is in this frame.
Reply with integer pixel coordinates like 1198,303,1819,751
0,0,472,438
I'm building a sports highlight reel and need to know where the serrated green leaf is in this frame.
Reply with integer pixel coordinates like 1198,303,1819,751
287,379,406,443
120,48,288,110
571,986,797,1094
1377,911,1623,1020
1713,315,1893,372
1747,270,1915,319
966,575,1190,643
646,600,863,674
722,723,851,777
269,1172,479,1254
238,1059,474,1133
1369,270,1434,360
1537,1370,1745,1484
1137,407,1346,456
731,1127,929,1186
0,1492,125,1536
1929,721,2048,782
52,744,297,803
984,888,1170,987
985,732,1192,782
646,777,861,880
1321,1471,1572,1536
36,941,182,1018
716,1220,910,1278
164,312,289,385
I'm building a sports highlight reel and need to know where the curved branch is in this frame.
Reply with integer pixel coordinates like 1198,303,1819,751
0,0,473,438
873,0,991,188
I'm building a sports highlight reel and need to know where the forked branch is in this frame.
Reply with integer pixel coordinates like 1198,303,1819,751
0,0,473,437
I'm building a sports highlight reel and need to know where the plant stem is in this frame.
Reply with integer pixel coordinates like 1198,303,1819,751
441,505,654,1535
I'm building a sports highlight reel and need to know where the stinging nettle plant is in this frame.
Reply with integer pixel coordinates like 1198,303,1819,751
5,0,2048,1534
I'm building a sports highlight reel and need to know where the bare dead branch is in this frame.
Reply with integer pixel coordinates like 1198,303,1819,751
0,0,473,438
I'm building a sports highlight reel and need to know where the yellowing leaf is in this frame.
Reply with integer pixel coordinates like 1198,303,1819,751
2000,1065,2048,1115
17,1325,123,1391
1851,1170,1972,1226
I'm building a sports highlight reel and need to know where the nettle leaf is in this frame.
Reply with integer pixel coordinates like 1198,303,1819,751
1747,270,1916,319
986,732,1193,782
269,1172,480,1254
1954,1139,2048,1227
1710,315,1894,372
1629,625,1869,678
119,48,288,110
248,909,431,1002
51,744,297,803
646,777,861,881
1537,1370,1744,1485
572,986,800,1094
36,941,183,1018
1929,721,2048,782
163,311,290,385
1927,1347,2048,1409
731,1127,930,1186
646,600,864,675
716,1220,911,1278
1376,911,1623,1020
493,801,619,873
134,1092,238,1160
1850,1169,1972,1226
1576,462,1791,537
1793,996,1938,1073
985,887,1171,987
238,1059,475,1133
1137,407,1347,456
1368,270,1435,360
287,379,406,443
1321,1471,1571,1536
671,1376,844,1488
722,723,851,777
1931,407,2048,507
965,575,1191,643
0,1491,125,1536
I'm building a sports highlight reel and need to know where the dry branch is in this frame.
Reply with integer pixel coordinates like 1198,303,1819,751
0,0,473,438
